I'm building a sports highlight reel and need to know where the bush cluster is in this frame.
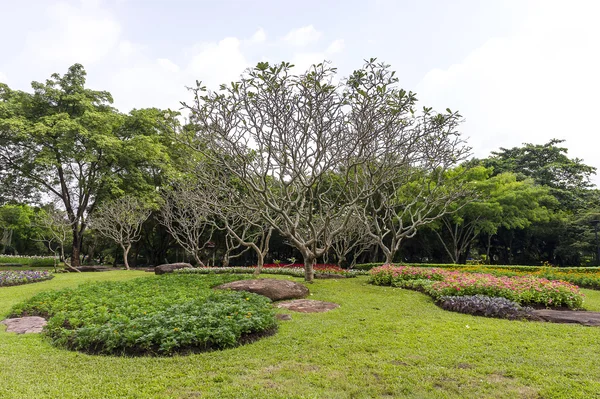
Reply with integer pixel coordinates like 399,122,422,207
10,274,277,355
369,265,584,309
437,295,534,320
0,270,54,287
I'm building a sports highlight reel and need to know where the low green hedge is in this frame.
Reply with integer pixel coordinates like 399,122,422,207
175,266,364,278
0,255,55,267
10,274,277,356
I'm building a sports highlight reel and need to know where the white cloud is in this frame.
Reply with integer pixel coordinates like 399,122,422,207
291,52,328,72
0,71,7,83
157,58,180,74
326,39,344,54
250,28,267,43
416,1,600,184
283,25,322,47
23,1,121,66
187,37,249,87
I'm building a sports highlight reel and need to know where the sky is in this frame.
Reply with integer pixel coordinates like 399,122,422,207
1,0,599,185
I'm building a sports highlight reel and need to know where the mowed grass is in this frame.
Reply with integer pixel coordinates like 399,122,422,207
1,271,600,398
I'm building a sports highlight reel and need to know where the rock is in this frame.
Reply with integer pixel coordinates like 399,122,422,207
276,299,340,313
531,309,600,326
214,279,309,301
276,314,292,321
1,316,47,333
154,263,193,275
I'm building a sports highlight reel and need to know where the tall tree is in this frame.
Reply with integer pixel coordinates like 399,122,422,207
0,64,175,266
181,59,469,281
483,139,596,208
431,168,553,264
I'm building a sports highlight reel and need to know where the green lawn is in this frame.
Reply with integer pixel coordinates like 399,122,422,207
1,271,600,398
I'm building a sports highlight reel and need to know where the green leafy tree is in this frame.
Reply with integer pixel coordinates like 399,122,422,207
0,64,177,266
432,168,554,264
483,139,596,209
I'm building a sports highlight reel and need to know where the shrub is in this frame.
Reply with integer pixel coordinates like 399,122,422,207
437,295,534,320
0,270,54,287
10,274,277,355
368,265,446,286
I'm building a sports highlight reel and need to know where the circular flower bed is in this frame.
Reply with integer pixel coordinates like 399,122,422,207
9,274,277,355
0,270,53,287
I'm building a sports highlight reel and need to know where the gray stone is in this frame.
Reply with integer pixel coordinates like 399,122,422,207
1,316,47,334
214,279,309,301
154,263,193,275
531,309,600,326
276,299,339,313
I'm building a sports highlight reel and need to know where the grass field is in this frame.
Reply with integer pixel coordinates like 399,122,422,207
1,271,600,398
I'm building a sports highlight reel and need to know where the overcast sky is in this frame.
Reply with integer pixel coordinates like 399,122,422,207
1,0,599,185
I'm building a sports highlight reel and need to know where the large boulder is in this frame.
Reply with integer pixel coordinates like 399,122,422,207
154,263,193,275
214,279,309,301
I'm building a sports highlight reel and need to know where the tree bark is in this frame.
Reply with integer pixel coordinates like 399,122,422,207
304,256,315,282
71,233,81,267
122,244,131,270
252,253,265,277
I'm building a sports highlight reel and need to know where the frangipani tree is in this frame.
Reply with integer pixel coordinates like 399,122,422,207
181,59,469,281
90,196,152,269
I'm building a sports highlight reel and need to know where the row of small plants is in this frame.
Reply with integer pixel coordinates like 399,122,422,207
176,266,362,277
450,266,600,290
369,265,584,309
10,274,277,355
0,255,56,267
437,295,535,320
0,270,54,287
357,262,600,291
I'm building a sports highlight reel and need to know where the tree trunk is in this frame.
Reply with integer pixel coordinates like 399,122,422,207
383,246,394,265
122,245,131,270
71,233,81,267
304,256,315,282
253,252,264,277
222,254,230,268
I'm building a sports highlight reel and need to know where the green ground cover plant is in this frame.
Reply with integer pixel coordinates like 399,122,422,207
10,274,277,355
369,265,584,308
0,270,53,287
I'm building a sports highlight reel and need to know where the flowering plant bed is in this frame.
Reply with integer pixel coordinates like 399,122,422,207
369,265,584,309
0,270,54,287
